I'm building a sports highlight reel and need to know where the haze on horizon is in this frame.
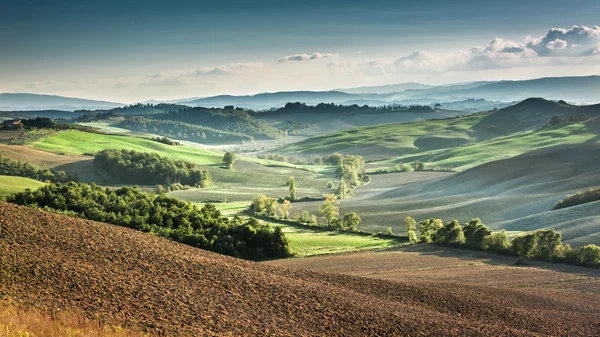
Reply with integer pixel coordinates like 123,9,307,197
2,0,600,103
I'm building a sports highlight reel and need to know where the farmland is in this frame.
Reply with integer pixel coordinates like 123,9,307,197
2,201,598,336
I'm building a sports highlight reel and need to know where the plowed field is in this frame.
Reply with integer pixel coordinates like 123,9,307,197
1,202,599,336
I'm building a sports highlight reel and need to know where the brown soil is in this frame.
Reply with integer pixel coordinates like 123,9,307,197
1,202,599,336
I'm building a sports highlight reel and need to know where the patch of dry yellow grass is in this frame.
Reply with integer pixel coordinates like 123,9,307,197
0,302,150,337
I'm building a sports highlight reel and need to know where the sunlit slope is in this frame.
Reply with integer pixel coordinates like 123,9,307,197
311,145,600,245
0,175,46,196
382,118,600,170
4,201,589,336
275,114,495,160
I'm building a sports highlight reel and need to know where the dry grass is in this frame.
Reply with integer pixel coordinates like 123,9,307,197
0,301,150,337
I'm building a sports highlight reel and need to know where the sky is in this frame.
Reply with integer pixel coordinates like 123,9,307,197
1,0,600,103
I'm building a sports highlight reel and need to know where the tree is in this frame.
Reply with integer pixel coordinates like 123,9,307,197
299,210,311,223
250,194,277,216
223,152,236,169
318,194,339,225
404,216,418,244
336,181,347,199
411,161,425,171
419,218,443,243
550,115,562,126
278,200,292,219
435,220,465,246
463,218,492,250
342,212,361,230
288,176,297,201
577,244,600,266
483,230,510,253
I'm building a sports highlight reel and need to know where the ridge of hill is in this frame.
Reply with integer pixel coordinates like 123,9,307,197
0,93,123,111
1,202,599,336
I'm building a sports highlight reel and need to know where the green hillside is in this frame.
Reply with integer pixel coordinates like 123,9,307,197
379,120,600,171
0,175,46,196
274,114,496,160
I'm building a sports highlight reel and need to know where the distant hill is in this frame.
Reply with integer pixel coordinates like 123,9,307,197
182,91,357,109
1,201,596,336
479,97,600,134
0,93,123,111
403,76,600,103
337,82,432,94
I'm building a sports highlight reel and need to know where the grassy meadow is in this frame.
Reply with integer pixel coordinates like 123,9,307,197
0,175,46,196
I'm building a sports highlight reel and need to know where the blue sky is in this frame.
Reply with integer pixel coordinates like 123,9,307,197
2,0,600,102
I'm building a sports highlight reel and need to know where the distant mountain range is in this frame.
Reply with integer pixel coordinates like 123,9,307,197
2,75,600,111
0,93,123,111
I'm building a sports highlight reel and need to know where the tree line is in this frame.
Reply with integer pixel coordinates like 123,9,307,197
6,182,290,259
94,149,212,187
554,187,600,210
119,116,252,144
406,217,600,267
156,107,287,140
0,155,74,183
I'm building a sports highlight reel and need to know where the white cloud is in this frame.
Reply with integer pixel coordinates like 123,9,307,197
546,38,568,50
527,25,600,56
277,52,337,63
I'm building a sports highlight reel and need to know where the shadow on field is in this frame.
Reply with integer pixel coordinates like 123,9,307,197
382,244,600,278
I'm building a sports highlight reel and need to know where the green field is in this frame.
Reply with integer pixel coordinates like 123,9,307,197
0,176,46,196
265,221,404,257
274,114,495,160
376,122,600,171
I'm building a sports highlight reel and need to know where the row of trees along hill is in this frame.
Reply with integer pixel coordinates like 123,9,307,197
119,116,252,144
253,102,436,116
6,182,290,259
155,106,286,140
250,193,361,231
94,149,212,187
407,217,600,267
0,154,74,183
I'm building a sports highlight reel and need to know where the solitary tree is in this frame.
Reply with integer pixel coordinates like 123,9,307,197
342,212,361,230
318,194,339,225
336,180,347,199
405,216,418,243
577,244,600,266
288,176,297,200
223,152,236,169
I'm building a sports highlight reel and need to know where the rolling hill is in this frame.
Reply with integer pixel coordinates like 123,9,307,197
273,98,600,162
1,201,598,336
400,76,600,103
0,93,123,111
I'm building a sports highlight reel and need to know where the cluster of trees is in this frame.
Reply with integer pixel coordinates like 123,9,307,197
93,149,212,187
156,107,287,140
119,117,252,144
150,136,182,146
0,155,74,183
7,182,290,259
407,216,600,267
250,193,361,231
554,187,600,210
334,154,370,198
74,112,118,123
